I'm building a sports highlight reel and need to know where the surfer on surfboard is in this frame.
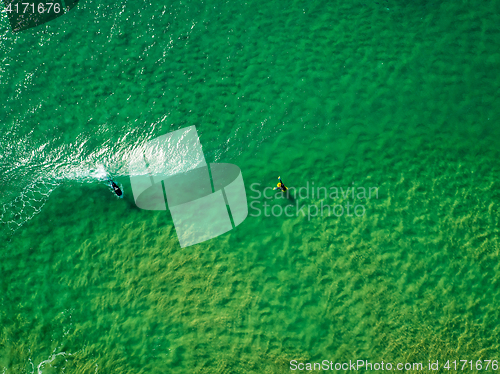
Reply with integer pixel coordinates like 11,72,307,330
109,180,123,197
94,165,123,198
273,176,287,192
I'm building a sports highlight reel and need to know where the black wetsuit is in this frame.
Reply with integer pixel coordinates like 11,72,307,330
277,178,287,191
111,181,123,197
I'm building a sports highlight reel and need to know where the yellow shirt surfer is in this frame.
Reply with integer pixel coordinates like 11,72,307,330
273,176,288,192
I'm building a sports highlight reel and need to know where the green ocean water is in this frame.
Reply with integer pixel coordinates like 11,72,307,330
1,0,500,372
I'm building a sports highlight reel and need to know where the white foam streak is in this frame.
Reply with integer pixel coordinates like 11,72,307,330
1,126,191,233
36,352,71,374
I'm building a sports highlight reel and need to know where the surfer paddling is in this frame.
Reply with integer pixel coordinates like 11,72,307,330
273,176,287,192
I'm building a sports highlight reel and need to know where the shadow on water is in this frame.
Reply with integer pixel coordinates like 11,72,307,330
3,0,81,32
123,195,141,211
285,190,296,203
272,189,296,203
99,184,141,211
